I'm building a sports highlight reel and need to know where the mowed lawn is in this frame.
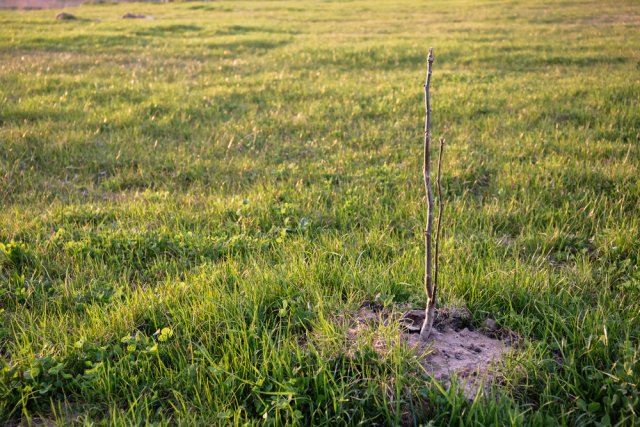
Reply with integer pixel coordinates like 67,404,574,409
1,0,639,424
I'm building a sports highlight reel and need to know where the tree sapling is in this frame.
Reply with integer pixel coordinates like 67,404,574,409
419,48,445,341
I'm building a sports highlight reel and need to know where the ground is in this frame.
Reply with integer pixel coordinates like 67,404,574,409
0,0,639,425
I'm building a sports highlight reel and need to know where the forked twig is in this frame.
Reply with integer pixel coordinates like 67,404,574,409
419,48,445,341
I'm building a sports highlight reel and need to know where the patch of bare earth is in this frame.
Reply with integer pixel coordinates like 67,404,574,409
350,305,517,400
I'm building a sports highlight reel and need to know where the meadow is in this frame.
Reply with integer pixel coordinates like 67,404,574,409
1,0,639,424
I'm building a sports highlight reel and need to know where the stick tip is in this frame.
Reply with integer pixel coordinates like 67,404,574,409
427,47,434,62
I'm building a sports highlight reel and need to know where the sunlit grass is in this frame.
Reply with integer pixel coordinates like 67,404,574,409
1,0,639,424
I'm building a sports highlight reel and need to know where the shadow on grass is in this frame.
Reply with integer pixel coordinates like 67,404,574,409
132,24,203,37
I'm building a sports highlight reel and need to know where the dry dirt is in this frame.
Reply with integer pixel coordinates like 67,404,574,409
349,305,516,400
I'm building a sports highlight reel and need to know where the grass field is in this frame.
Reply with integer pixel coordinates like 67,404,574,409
1,0,639,424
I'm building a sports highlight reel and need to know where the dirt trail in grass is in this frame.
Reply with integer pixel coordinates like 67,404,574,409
1,0,87,9
1,0,153,10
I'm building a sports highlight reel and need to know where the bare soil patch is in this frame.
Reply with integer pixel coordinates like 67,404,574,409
349,305,517,399
55,12,76,20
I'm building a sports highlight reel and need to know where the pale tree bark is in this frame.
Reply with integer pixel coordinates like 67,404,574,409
419,49,445,341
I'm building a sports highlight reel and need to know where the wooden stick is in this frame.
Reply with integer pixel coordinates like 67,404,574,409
420,48,436,341
434,137,445,299
423,48,434,300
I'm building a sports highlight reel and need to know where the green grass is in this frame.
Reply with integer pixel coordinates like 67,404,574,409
1,0,639,424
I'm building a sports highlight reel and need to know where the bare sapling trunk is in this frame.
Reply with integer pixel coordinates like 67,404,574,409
419,48,445,341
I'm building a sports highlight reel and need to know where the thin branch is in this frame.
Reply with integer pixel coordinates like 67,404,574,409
423,47,434,301
433,137,445,299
